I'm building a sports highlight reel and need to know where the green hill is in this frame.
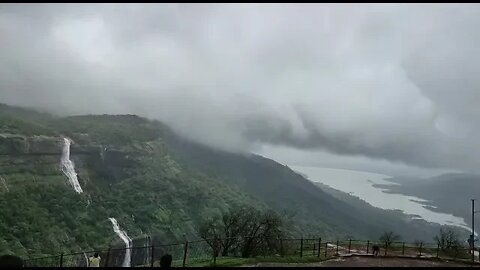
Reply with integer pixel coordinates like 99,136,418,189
0,103,460,258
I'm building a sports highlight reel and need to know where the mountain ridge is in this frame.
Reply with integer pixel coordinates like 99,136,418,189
0,103,461,258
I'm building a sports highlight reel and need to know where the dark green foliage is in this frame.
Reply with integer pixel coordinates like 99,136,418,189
48,115,162,145
0,103,453,259
0,111,264,258
198,206,285,258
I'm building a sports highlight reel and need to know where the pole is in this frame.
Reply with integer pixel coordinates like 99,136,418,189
336,240,339,255
59,253,63,268
402,242,405,255
318,238,321,257
105,248,111,267
150,245,154,267
182,241,189,267
324,242,328,257
280,239,284,257
348,239,352,254
472,199,475,264
300,238,303,257
436,243,440,258
367,240,370,254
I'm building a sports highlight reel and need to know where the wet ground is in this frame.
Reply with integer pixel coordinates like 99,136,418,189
240,255,478,267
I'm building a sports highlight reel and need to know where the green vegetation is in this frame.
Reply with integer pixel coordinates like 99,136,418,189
0,107,263,258
198,206,285,259
186,255,325,267
0,103,460,259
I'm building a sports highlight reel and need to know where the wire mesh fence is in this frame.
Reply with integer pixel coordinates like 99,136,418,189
23,254,62,267
22,237,480,267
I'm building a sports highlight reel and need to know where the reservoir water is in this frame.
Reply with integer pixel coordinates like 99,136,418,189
291,166,470,232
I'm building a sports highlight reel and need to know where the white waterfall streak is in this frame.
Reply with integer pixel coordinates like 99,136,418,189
108,218,132,267
60,138,83,193
0,176,9,192
83,252,89,267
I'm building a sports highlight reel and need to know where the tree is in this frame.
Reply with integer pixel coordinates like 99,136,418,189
198,218,223,263
414,240,424,256
220,208,244,256
379,231,400,255
237,208,284,257
434,227,460,251
259,210,284,255
197,206,286,258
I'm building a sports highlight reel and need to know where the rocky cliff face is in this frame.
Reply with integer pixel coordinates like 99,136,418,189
0,134,62,155
0,116,242,258
0,104,450,260
0,133,106,155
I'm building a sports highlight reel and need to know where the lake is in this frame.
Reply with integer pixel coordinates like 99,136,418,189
291,166,470,232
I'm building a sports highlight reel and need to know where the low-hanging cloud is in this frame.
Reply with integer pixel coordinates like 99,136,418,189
1,3,480,172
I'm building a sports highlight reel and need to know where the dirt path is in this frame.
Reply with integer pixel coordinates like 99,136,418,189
240,255,478,267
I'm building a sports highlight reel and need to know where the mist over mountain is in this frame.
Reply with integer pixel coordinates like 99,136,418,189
0,103,462,258
2,4,480,174
1,4,479,263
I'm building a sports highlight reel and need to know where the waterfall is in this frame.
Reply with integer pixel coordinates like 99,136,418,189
0,176,8,192
83,252,89,267
100,146,107,161
108,218,132,267
60,138,83,193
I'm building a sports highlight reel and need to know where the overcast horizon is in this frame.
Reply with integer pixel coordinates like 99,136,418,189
1,3,479,177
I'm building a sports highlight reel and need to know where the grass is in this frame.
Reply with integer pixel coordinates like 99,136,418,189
185,255,326,267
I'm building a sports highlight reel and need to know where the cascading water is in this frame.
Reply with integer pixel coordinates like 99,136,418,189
83,252,89,267
108,218,132,267
60,138,83,193
0,176,9,192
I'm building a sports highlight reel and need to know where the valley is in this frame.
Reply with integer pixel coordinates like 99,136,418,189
0,104,467,259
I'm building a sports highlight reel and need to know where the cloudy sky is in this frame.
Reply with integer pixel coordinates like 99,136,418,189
1,3,479,177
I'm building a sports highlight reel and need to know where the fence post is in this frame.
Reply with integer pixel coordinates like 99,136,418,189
419,242,423,257
300,238,303,257
384,244,388,256
325,242,328,257
402,242,405,255
59,253,63,267
182,241,189,267
150,245,155,267
318,238,321,257
336,240,339,255
313,242,316,256
348,239,352,254
436,243,440,258
280,239,284,257
105,247,111,267
367,240,370,254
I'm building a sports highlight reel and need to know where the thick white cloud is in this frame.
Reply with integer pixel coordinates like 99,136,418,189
1,4,480,173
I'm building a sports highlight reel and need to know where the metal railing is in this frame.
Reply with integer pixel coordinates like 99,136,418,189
22,237,480,267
